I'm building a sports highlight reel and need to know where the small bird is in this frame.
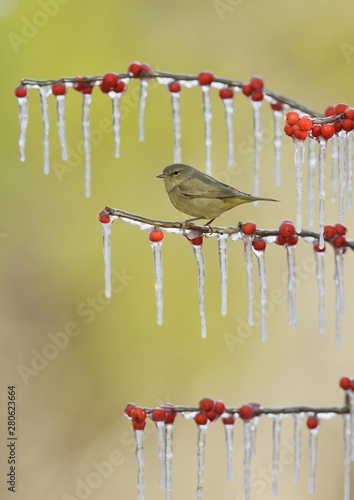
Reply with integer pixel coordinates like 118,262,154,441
157,163,279,224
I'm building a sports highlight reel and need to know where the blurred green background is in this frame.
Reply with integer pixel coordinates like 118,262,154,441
1,0,354,498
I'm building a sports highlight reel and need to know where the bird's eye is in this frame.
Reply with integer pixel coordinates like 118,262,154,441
171,170,179,176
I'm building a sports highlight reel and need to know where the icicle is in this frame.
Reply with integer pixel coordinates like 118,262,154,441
222,98,234,166
338,131,347,223
273,110,283,187
348,390,354,461
201,85,212,175
223,417,235,481
286,244,297,329
307,139,317,230
308,424,319,494
155,421,166,489
346,132,353,211
149,229,164,326
314,248,326,333
243,420,252,500
249,414,259,458
165,422,173,500
318,139,327,249
134,429,145,500
100,216,116,299
196,423,208,500
109,92,123,158
343,414,351,500
293,413,304,483
16,90,28,162
139,79,149,142
270,414,282,496
170,91,181,163
334,248,345,348
55,94,68,161
243,235,254,326
252,244,267,342
330,135,338,202
251,100,262,198
217,234,228,316
293,139,305,232
39,85,51,175
187,232,206,338
82,93,92,198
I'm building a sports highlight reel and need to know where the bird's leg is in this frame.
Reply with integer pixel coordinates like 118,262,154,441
205,218,215,226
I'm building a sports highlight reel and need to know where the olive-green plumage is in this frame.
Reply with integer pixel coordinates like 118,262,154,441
157,163,279,224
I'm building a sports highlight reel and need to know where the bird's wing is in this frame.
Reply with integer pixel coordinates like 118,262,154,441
179,181,251,199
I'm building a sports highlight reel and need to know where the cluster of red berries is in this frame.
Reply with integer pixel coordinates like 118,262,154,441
99,72,126,94
242,77,264,102
194,398,226,426
323,223,347,250
127,61,151,78
339,376,354,391
241,222,267,252
285,103,354,142
125,403,177,431
276,220,298,246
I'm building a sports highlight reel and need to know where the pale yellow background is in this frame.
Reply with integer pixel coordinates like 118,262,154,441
1,0,354,499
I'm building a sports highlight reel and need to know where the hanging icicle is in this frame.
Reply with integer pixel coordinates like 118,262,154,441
307,415,320,495
110,91,123,158
164,412,175,500
270,102,284,187
99,212,116,299
343,413,351,500
293,412,304,484
139,79,149,142
186,231,206,338
293,138,305,233
198,72,214,175
222,414,236,481
242,223,257,327
252,239,267,342
334,245,346,348
269,414,282,496
318,128,335,247
38,85,52,175
194,413,209,500
286,243,297,329
52,83,68,161
313,242,326,333
149,229,164,326
168,81,182,164
346,131,353,211
150,408,166,490
217,233,228,317
338,131,347,224
307,138,317,230
15,86,29,162
219,87,235,167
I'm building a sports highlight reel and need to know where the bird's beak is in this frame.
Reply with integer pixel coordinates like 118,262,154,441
157,173,167,178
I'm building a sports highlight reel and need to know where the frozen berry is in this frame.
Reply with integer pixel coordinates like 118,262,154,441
222,415,235,425
219,87,234,99
198,71,214,86
239,404,255,420
214,401,226,415
252,239,266,251
294,129,308,141
206,410,218,421
334,103,348,115
164,411,177,424
324,105,335,117
335,223,347,235
320,124,335,140
128,62,142,75
191,236,203,246
242,222,256,235
15,86,27,98
333,235,346,248
113,81,126,93
199,397,214,412
342,119,354,132
149,229,164,242
102,72,118,89
279,221,295,238
131,407,147,424
98,211,111,224
284,123,295,136
306,416,319,430
286,235,298,246
311,125,321,138
133,421,146,431
52,83,66,96
286,111,299,126
242,84,252,97
323,225,336,240
169,81,181,93
339,376,351,390
344,107,354,120
250,77,263,90
195,412,208,426
251,90,264,101
297,116,313,131
276,234,288,246
271,102,283,112
124,403,135,418
151,408,166,422
313,242,326,252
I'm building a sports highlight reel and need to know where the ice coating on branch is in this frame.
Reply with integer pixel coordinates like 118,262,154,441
109,92,122,158
165,423,173,500
343,414,351,500
17,91,28,162
293,413,304,483
286,245,297,329
273,110,283,187
338,131,346,224
82,93,92,197
134,429,145,500
118,217,152,232
270,414,282,496
251,100,262,198
222,98,234,166
155,421,166,489
217,234,228,316
307,139,317,230
308,425,319,494
139,79,149,142
330,135,338,202
201,86,212,175
318,140,327,249
314,249,326,333
243,420,252,500
190,237,207,338
347,132,353,211
55,94,68,161
252,246,267,342
243,236,254,326
197,423,208,500
293,139,305,232
39,85,51,175
170,92,181,163
334,249,345,348
101,219,114,298
223,421,235,481
150,238,164,326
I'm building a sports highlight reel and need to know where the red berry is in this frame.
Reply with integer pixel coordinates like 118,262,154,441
131,407,147,423
149,229,164,242
252,239,266,251
251,90,263,102
102,72,118,89
324,225,336,239
306,416,319,430
342,118,354,132
124,403,135,418
206,410,218,421
333,235,346,248
250,77,263,90
279,221,295,238
242,84,252,97
313,242,326,253
52,83,66,96
297,116,313,131
113,81,125,93
271,102,283,112
214,401,226,415
320,124,335,139
15,86,27,98
140,63,151,75
239,404,255,420
219,87,234,99
339,376,351,390
284,123,294,136
100,83,110,94
334,120,342,133
98,211,111,224
82,85,93,95
128,62,142,75
286,111,299,125
344,107,354,120
169,81,181,93
276,234,287,246
286,235,298,246
164,411,177,425
334,103,348,115
199,397,214,412
294,129,308,141
242,222,256,235
191,236,203,246
195,412,208,426
73,78,85,92
198,71,214,86
133,421,146,431
335,223,347,235
324,105,335,117
222,415,235,425
311,125,321,138
151,408,166,422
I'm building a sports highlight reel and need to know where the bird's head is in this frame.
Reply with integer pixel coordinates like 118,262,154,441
157,164,192,191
